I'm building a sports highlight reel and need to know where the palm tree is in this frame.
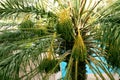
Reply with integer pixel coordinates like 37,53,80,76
97,0,120,74
0,0,120,80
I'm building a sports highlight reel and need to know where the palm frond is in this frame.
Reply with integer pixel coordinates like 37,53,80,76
0,35,54,79
95,0,120,70
0,0,55,19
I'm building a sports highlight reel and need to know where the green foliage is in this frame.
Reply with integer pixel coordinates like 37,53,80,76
99,23,120,69
96,0,120,70
0,0,44,18
19,20,34,31
72,33,87,61
56,19,74,42
38,59,60,73
0,36,53,80
0,0,120,80
19,20,47,36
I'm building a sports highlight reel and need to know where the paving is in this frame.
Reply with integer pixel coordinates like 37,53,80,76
49,72,120,80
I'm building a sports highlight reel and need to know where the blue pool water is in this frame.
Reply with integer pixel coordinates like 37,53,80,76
60,56,112,78
86,56,107,74
60,62,67,78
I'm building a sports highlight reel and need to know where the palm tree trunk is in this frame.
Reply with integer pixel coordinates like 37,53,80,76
71,60,86,80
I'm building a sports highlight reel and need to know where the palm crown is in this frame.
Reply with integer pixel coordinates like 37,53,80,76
0,0,120,80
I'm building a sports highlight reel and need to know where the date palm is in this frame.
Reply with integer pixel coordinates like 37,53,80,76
0,0,120,80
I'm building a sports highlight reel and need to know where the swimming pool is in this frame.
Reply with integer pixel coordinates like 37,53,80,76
60,56,113,78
